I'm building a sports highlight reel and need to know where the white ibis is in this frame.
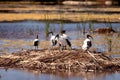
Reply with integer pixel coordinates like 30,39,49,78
55,30,72,51
61,30,71,48
82,34,93,52
48,32,58,46
33,35,39,50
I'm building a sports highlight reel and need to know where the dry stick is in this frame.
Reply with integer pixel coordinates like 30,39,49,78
87,51,97,61
39,52,70,63
87,51,103,69
87,51,101,64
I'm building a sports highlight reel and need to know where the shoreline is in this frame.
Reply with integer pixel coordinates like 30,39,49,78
0,19,120,23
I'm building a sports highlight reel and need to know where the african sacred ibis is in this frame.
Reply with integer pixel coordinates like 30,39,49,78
33,35,39,50
48,32,58,47
61,30,71,48
55,30,72,51
82,34,93,52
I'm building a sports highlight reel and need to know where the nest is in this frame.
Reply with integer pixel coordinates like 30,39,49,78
0,49,120,72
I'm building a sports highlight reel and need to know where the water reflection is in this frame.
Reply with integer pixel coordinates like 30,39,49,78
0,68,120,80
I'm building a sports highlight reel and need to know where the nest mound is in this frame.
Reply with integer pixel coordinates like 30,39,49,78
94,27,116,34
0,49,120,72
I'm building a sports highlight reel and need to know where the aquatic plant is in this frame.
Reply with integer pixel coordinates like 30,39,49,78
104,17,113,28
79,17,86,35
76,23,82,38
28,28,34,36
50,24,56,32
44,14,50,39
107,38,112,52
45,21,50,38
104,34,113,52
59,20,64,33
88,21,94,34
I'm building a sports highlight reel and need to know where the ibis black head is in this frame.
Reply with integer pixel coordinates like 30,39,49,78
48,32,53,35
55,34,59,38
87,34,93,39
61,30,66,34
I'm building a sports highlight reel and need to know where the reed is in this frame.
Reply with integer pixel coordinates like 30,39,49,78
88,21,94,34
28,28,34,36
107,38,112,52
50,24,56,32
79,17,86,35
76,23,82,38
44,14,50,39
59,20,64,33
45,21,50,38
104,17,113,28
104,35,113,52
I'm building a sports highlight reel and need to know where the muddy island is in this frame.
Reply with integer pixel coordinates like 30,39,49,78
0,49,120,72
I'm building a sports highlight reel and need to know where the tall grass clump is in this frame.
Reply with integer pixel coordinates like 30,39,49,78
79,13,91,35
28,28,34,36
45,21,50,38
59,20,64,33
104,17,113,28
77,23,81,31
79,17,87,35
104,35,113,52
50,23,56,32
44,14,50,39
107,38,112,52
76,23,82,38
88,21,94,34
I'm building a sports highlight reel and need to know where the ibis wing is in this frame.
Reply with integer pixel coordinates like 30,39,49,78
87,41,92,47
66,39,71,47
34,41,39,46
52,40,57,46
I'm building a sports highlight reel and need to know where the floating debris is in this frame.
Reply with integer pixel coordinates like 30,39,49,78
94,27,116,34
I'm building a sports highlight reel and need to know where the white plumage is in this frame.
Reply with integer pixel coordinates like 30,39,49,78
62,33,69,39
55,30,72,50
58,35,67,46
61,30,71,48
82,35,93,52
33,35,39,50
50,36,56,46
48,32,58,46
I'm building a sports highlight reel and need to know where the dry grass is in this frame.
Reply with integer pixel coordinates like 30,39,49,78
0,3,120,22
0,13,120,22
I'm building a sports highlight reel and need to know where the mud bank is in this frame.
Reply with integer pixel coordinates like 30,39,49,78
0,49,120,72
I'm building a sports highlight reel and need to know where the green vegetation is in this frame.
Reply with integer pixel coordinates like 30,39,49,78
45,21,50,38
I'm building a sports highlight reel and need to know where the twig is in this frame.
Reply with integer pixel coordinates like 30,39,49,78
87,51,97,61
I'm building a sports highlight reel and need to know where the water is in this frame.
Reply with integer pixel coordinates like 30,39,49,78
0,21,120,40
0,68,120,80
0,21,120,80
0,21,120,53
